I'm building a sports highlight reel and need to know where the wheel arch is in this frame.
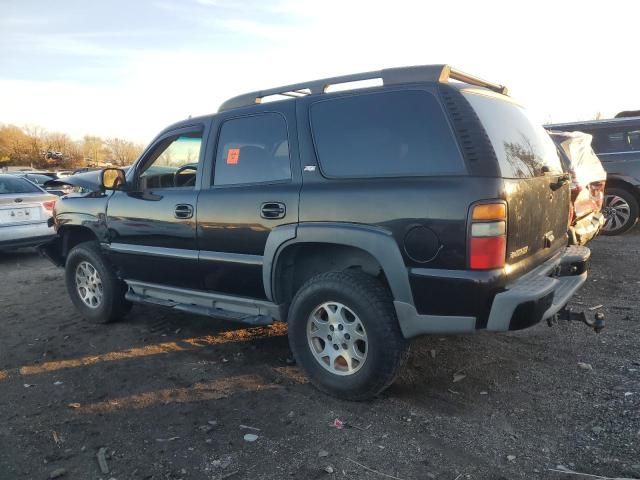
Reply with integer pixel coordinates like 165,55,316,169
265,223,413,308
46,225,100,266
605,176,640,205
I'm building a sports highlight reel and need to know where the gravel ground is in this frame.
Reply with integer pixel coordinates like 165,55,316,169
0,229,638,480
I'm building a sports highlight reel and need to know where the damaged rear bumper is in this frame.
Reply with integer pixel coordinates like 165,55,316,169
486,245,590,331
568,212,605,246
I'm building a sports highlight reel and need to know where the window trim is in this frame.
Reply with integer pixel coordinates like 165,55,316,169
211,111,293,189
131,126,205,192
308,88,467,180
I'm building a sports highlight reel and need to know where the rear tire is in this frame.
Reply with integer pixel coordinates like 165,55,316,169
65,241,130,323
287,270,408,401
602,187,639,235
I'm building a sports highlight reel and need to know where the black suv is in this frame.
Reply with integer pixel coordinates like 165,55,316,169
546,117,640,235
42,65,591,400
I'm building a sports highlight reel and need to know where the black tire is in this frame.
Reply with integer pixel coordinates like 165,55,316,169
65,241,130,323
601,187,639,235
287,270,408,401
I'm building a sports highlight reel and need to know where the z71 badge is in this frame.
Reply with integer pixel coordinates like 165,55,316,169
509,246,529,259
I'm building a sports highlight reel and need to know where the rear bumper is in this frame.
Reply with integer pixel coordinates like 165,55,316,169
486,245,590,331
0,222,55,250
395,245,590,338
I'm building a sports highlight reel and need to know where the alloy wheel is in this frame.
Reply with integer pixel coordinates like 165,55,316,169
306,301,368,376
75,261,103,309
602,194,631,232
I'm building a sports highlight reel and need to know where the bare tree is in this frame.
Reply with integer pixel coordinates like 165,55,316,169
105,138,143,166
82,135,106,165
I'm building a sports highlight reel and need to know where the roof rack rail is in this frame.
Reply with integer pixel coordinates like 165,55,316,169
218,64,508,112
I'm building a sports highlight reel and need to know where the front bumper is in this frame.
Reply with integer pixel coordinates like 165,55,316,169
486,245,590,331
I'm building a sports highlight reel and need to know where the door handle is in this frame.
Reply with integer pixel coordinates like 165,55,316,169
174,204,194,219
550,173,571,191
260,202,286,219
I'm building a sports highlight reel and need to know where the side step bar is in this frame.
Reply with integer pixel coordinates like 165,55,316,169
124,280,283,327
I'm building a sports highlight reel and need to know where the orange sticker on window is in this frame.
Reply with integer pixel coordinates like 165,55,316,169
227,148,240,165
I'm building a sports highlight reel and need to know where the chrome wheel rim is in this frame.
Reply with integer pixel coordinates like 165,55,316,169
603,194,631,232
306,301,368,376
75,261,103,309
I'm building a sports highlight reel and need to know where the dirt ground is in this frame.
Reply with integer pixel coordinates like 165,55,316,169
0,229,638,480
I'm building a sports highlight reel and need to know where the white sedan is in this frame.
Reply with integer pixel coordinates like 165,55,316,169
0,174,57,251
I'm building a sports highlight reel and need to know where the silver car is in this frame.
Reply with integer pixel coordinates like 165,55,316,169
0,174,57,250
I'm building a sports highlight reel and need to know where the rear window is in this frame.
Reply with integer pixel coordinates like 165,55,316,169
310,90,465,178
464,92,563,178
0,176,42,194
26,174,54,185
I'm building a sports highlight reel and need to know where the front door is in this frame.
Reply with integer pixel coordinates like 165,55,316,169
105,125,207,289
196,103,300,299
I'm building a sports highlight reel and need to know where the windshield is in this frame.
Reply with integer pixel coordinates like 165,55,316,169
463,92,563,178
0,176,43,194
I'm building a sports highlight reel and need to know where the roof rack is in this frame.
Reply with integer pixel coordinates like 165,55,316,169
218,64,508,112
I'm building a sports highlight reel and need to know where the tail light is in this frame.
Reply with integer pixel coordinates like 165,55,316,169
42,200,56,211
469,202,507,270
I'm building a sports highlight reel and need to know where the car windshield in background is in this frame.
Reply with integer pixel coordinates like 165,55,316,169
463,91,563,178
0,176,43,194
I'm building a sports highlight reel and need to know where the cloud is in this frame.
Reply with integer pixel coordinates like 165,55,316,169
0,0,638,143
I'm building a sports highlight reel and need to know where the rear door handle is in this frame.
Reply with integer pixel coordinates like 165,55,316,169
551,173,571,191
260,202,286,219
174,204,194,219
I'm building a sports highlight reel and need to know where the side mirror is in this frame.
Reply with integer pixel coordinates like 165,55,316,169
101,168,127,190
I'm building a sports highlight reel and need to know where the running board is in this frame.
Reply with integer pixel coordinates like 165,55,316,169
124,280,282,326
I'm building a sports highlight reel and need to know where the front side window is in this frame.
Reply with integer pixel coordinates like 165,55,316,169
464,92,563,178
214,113,291,186
138,132,202,189
310,90,465,178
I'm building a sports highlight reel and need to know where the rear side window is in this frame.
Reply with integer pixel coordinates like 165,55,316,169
464,92,563,178
591,127,640,154
310,90,465,178
0,176,42,194
214,113,291,186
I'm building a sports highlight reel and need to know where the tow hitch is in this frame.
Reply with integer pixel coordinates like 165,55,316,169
548,307,605,333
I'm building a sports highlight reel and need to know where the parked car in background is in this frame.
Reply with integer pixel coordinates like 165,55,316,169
42,65,594,400
548,131,607,245
0,174,57,250
11,172,73,196
546,117,640,235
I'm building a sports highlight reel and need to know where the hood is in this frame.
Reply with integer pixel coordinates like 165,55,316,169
44,170,103,192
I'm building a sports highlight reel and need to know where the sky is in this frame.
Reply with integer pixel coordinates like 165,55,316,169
1,0,638,145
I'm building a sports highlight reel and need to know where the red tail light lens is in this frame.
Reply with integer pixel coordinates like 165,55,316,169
42,200,56,211
469,202,507,270
470,236,507,270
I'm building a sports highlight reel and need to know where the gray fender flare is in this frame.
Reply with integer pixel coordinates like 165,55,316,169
263,222,415,322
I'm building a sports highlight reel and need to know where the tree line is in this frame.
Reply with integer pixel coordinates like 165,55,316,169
0,124,145,170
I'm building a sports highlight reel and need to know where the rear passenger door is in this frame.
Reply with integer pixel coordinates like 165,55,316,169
196,102,300,299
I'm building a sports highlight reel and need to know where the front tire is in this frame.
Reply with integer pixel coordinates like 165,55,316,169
65,241,130,323
602,187,639,235
288,271,408,401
